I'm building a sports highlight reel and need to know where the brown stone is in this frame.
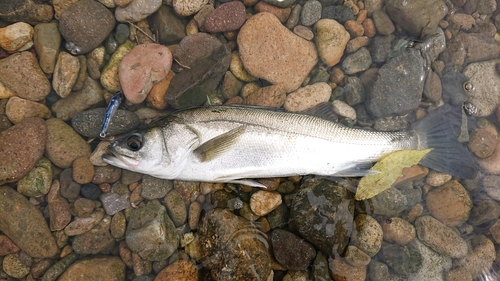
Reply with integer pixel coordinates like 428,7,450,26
154,259,198,281
425,180,472,227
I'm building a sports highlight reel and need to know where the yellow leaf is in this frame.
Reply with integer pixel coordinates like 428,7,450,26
355,148,433,201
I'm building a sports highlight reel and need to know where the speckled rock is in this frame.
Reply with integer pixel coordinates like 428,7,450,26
57,256,125,281
204,1,246,32
329,257,366,281
5,96,51,124
293,25,315,40
415,216,468,258
271,229,315,271
321,5,355,24
3,253,30,278
342,47,372,75
73,198,95,218
0,0,54,25
372,10,395,35
92,165,121,184
456,235,495,279
425,180,472,227
237,12,318,93
229,51,257,82
0,186,58,258
0,51,51,101
154,259,198,281
345,245,371,267
284,82,331,112
351,214,383,257
462,59,500,117
72,108,140,138
332,99,356,120
314,19,350,67
72,215,115,255
0,22,33,52
72,156,94,184
254,2,292,23
363,187,408,216
468,127,497,158
59,0,115,55
425,170,452,187
173,0,208,16
244,84,287,107
0,235,20,256
386,0,448,37
47,179,72,231
45,118,91,169
300,0,322,26
0,117,47,184
250,190,282,216
380,217,415,245
52,51,80,98
163,190,187,227
65,208,105,236
115,0,162,22
16,157,52,197
101,40,134,93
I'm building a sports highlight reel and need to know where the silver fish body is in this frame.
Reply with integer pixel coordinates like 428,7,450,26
102,106,439,187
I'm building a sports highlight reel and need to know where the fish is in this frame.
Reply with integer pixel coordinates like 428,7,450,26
102,103,476,188
100,90,124,138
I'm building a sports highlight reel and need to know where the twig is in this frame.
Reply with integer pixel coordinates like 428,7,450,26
127,21,156,43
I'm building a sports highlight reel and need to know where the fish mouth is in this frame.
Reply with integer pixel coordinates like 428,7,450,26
102,146,140,170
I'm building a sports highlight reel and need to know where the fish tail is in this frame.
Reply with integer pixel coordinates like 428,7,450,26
412,104,477,179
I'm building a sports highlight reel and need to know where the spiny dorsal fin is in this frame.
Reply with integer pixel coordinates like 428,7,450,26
194,126,246,162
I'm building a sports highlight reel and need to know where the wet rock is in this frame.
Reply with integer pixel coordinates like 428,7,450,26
3,253,30,278
173,33,224,71
0,51,51,101
60,168,81,200
346,36,369,53
204,1,246,32
238,12,318,92
362,187,408,216
17,157,52,197
51,77,105,121
408,238,452,281
57,256,125,281
147,73,173,109
329,257,366,281
300,0,322,26
381,217,415,245
332,100,356,120
250,190,282,216
344,245,371,267
81,183,101,200
164,190,187,227
378,242,422,276
321,5,355,24
0,22,33,52
462,59,500,117
415,216,468,258
199,209,272,281
342,47,372,75
351,214,383,257
290,178,354,257
293,25,315,41
456,33,500,64
367,48,425,117
372,10,394,35
369,35,394,64
126,200,179,261
64,208,105,236
254,2,292,23
344,76,366,106
110,211,126,239
456,235,495,279
52,52,80,98
0,117,46,184
468,128,497,158
47,179,72,231
244,84,287,107
314,18,349,67
425,180,472,227
345,19,364,38
149,5,186,45
0,186,57,258
423,71,442,103
101,40,134,93
221,71,243,99
385,0,447,37
284,82,331,112
72,108,140,138
45,118,91,169
468,199,500,226
73,198,95,218
72,156,94,184
59,0,115,55
5,96,51,124
154,259,198,281
73,215,115,255
0,0,53,25
115,0,161,22
271,229,315,271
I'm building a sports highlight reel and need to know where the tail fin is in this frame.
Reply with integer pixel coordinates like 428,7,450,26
412,104,477,179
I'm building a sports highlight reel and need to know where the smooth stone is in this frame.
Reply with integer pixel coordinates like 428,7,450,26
250,190,282,216
244,83,287,107
422,71,442,103
254,2,292,23
53,51,80,98
351,214,383,257
222,71,243,99
154,260,198,281
5,96,51,124
329,257,366,281
72,108,139,138
163,190,187,227
173,0,209,16
101,40,134,93
456,33,500,64
90,140,111,167
345,245,371,267
468,128,497,158
468,199,500,226
314,19,350,67
0,186,57,258
115,0,162,22
271,229,316,271
0,51,51,101
81,183,101,200
407,238,452,281
0,0,54,25
45,118,91,169
0,80,15,99
147,72,172,109
204,1,246,32
52,0,79,20
92,165,121,184
344,76,366,105
229,51,257,82
72,215,115,255
100,192,131,215
64,208,105,236
47,179,72,231
0,235,20,256
141,175,172,200
285,3,301,29
378,242,422,276
73,198,95,218
238,12,318,93
57,256,125,281
72,156,94,184
425,180,472,227
381,217,415,245
369,34,394,63
16,157,52,197
51,77,105,121
263,0,295,7
342,47,371,75
110,211,126,239
0,22,33,52
173,33,224,70
415,216,468,258
371,10,395,35
59,0,115,54
3,253,30,278
332,99,356,120
300,0,322,26
346,36,370,53
482,175,500,201
345,19,364,38
126,200,179,261
425,170,452,187
284,82,331,112
363,187,408,216
293,25,315,41
386,0,447,37
119,43,172,104
456,235,496,279
321,5,355,24
148,5,186,45
462,59,500,117
188,201,202,230
0,117,46,184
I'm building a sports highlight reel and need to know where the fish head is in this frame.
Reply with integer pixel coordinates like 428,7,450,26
102,127,166,174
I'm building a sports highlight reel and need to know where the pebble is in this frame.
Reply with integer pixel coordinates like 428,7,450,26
72,108,140,138
346,36,369,53
64,208,104,236
81,183,101,200
154,259,198,281
380,217,416,245
284,82,331,112
72,156,94,184
238,12,318,93
141,175,172,200
329,257,366,281
254,2,292,23
425,180,472,227
45,118,91,169
415,216,468,258
285,4,302,29
245,84,287,107
147,72,173,110
271,229,315,271
16,157,52,197
250,190,282,216
351,214,383,257
0,235,20,256
73,198,95,218
72,215,115,255
52,51,80,98
149,5,186,45
0,117,47,184
469,199,500,226
126,200,179,261
408,238,452,280
60,168,81,199
344,19,364,38
57,256,125,281
293,25,314,40
0,0,53,25
0,51,51,101
364,187,408,216
110,211,126,239
5,96,51,124
332,99,356,120
51,77,105,121
92,165,121,185
300,0,322,26
314,19,350,67
173,0,208,16
342,47,372,75
0,22,33,52
119,43,172,104
222,71,243,99
456,235,496,279
59,0,115,54
204,1,246,32
423,71,442,103
101,40,134,93
321,5,355,24
100,191,131,215
188,201,202,230
3,253,30,279
468,127,498,158
462,59,500,117
229,51,257,82
362,18,376,37
344,76,366,105
426,170,452,187
0,186,58,258
115,0,162,22
90,141,112,167
371,10,395,35
344,245,371,267
47,179,72,231
263,0,295,8
164,190,187,227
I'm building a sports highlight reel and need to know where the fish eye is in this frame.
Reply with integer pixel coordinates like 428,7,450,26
126,133,143,151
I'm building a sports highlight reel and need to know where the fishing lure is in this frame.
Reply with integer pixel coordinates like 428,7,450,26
100,90,124,138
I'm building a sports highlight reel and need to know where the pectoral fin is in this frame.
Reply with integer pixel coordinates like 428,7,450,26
332,163,379,177
194,126,246,162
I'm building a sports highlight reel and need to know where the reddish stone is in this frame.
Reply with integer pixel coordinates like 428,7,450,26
204,1,246,33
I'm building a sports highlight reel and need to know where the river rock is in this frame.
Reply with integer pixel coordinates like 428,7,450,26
244,84,287,107
173,0,208,16
0,51,51,101
101,40,134,93
204,1,246,32
381,217,415,245
5,96,51,124
0,22,33,52
47,179,72,231
271,229,315,271
0,186,57,258
342,47,372,75
115,0,162,22
284,82,331,112
45,118,91,169
59,0,115,55
415,216,468,258
3,253,30,278
0,117,46,184
254,2,292,23
462,59,500,117
163,190,187,227
53,51,80,98
456,235,495,279
321,5,355,24
72,156,94,184
250,190,282,216
64,208,105,236
72,215,115,255
57,256,125,281
238,12,318,93
314,19,350,67
351,214,383,257
425,180,472,227
72,108,140,138
154,259,198,281
16,157,52,197
148,5,186,45
0,0,53,25
329,257,366,281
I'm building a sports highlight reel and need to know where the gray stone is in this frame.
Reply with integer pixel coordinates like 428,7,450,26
72,108,140,138
344,76,366,106
342,47,372,75
378,242,422,276
386,0,447,37
415,216,468,258
301,0,322,26
263,0,295,7
370,35,395,64
141,175,172,200
463,59,500,117
148,5,186,45
72,215,115,255
0,0,53,25
115,0,162,22
407,239,452,281
100,192,131,216
163,190,187,227
34,22,61,74
321,5,355,24
360,187,408,216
